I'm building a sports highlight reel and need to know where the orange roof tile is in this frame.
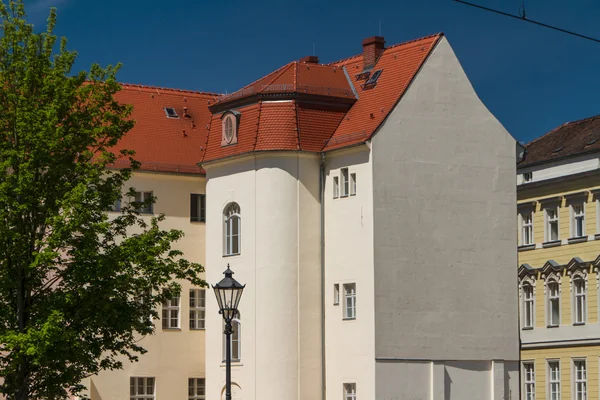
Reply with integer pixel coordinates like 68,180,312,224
110,84,218,174
255,101,299,151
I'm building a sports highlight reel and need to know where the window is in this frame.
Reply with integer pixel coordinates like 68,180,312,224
344,383,356,400
523,172,532,182
188,378,205,400
164,107,178,118
548,281,560,327
333,284,339,305
190,194,206,222
350,173,356,196
523,363,535,400
162,296,180,329
224,203,241,256
223,314,241,362
333,176,339,199
189,289,205,330
340,168,349,197
521,211,534,246
548,361,560,400
545,207,559,242
522,283,534,329
572,204,585,238
134,191,153,214
221,114,238,146
573,360,586,400
343,283,356,320
574,277,586,324
130,377,155,400
109,198,121,212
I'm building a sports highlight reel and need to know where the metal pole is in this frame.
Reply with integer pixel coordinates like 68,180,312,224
225,320,232,400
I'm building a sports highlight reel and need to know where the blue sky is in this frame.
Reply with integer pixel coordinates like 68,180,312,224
23,0,600,143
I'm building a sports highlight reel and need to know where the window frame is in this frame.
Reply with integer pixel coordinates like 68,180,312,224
573,276,587,325
573,359,587,400
547,280,560,327
545,206,559,242
134,191,154,214
333,284,339,306
343,383,356,400
570,203,586,238
523,362,535,400
343,283,356,320
130,377,155,400
521,211,534,246
162,296,180,329
224,203,241,256
522,282,535,329
190,194,206,222
350,173,356,196
188,378,205,400
547,360,560,400
340,168,349,197
189,289,206,330
333,176,340,199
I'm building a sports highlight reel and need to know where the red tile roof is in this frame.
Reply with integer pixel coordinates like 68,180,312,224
109,84,218,174
519,114,600,167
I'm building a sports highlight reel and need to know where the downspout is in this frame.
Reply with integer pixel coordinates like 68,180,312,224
319,152,326,400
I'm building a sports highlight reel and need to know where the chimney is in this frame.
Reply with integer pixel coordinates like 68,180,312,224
362,36,385,69
299,55,319,64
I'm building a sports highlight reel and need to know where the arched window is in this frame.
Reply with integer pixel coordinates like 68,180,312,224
547,280,560,327
573,276,587,324
223,312,241,362
224,203,241,256
522,282,534,329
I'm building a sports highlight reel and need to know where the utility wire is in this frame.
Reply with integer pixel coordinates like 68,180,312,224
454,0,600,44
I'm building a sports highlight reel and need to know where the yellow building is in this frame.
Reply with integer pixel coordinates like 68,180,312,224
517,115,600,400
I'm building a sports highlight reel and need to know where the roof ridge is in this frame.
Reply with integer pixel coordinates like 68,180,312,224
327,32,444,66
120,83,220,97
524,114,600,147
260,62,295,92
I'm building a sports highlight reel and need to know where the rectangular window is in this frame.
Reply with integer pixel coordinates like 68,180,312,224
548,282,560,327
109,198,121,212
545,207,559,242
341,168,349,197
188,378,205,400
333,284,339,305
548,361,560,400
134,191,154,214
162,296,180,329
574,278,586,324
523,284,534,329
350,173,356,196
343,283,356,320
571,203,585,238
190,194,206,222
521,212,533,245
333,176,339,199
130,377,155,400
523,362,535,400
344,383,356,400
189,289,205,330
573,360,586,400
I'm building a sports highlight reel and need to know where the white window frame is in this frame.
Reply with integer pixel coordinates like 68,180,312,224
130,377,155,400
547,360,560,400
333,176,339,199
573,276,587,325
223,314,241,362
224,203,241,256
547,280,560,327
545,206,559,242
350,173,356,196
333,284,339,305
189,289,205,330
134,191,154,214
521,211,534,246
573,359,587,400
571,203,585,238
522,282,535,329
340,168,349,197
343,283,356,320
188,378,205,400
162,296,180,329
523,362,535,400
343,383,356,400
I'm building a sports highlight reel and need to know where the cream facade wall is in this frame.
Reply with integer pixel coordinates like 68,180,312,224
203,153,322,400
87,171,207,400
324,146,375,400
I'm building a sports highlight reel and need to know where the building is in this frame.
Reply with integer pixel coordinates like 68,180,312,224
83,84,216,400
517,115,600,400
201,33,519,400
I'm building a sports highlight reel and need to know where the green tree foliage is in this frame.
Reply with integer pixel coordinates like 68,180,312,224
0,2,206,398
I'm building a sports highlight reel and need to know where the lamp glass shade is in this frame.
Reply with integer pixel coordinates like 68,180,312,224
213,265,245,322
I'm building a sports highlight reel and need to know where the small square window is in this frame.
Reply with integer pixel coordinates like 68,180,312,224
190,194,206,222
134,191,154,214
164,107,178,118
350,173,356,196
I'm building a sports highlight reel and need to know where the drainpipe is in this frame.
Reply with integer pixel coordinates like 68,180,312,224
319,152,326,400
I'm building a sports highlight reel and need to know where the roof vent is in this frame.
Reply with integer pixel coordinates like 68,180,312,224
552,146,563,154
164,107,178,119
586,138,599,146
300,55,319,64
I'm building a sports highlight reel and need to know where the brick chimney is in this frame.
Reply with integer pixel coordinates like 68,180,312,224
362,36,385,69
300,55,319,64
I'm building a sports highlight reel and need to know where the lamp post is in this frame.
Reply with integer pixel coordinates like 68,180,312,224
213,264,245,400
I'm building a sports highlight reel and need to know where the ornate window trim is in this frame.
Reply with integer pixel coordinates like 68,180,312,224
221,111,240,147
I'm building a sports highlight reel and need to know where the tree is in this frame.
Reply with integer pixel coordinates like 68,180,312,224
0,2,206,399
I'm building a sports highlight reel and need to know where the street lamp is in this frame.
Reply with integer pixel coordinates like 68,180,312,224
213,264,245,400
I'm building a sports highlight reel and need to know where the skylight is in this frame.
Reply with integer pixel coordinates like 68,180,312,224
362,69,383,89
164,107,178,118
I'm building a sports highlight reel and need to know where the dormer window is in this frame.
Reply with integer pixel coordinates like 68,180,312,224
164,107,178,119
221,111,239,146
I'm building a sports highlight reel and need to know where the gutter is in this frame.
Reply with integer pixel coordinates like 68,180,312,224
319,152,326,400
